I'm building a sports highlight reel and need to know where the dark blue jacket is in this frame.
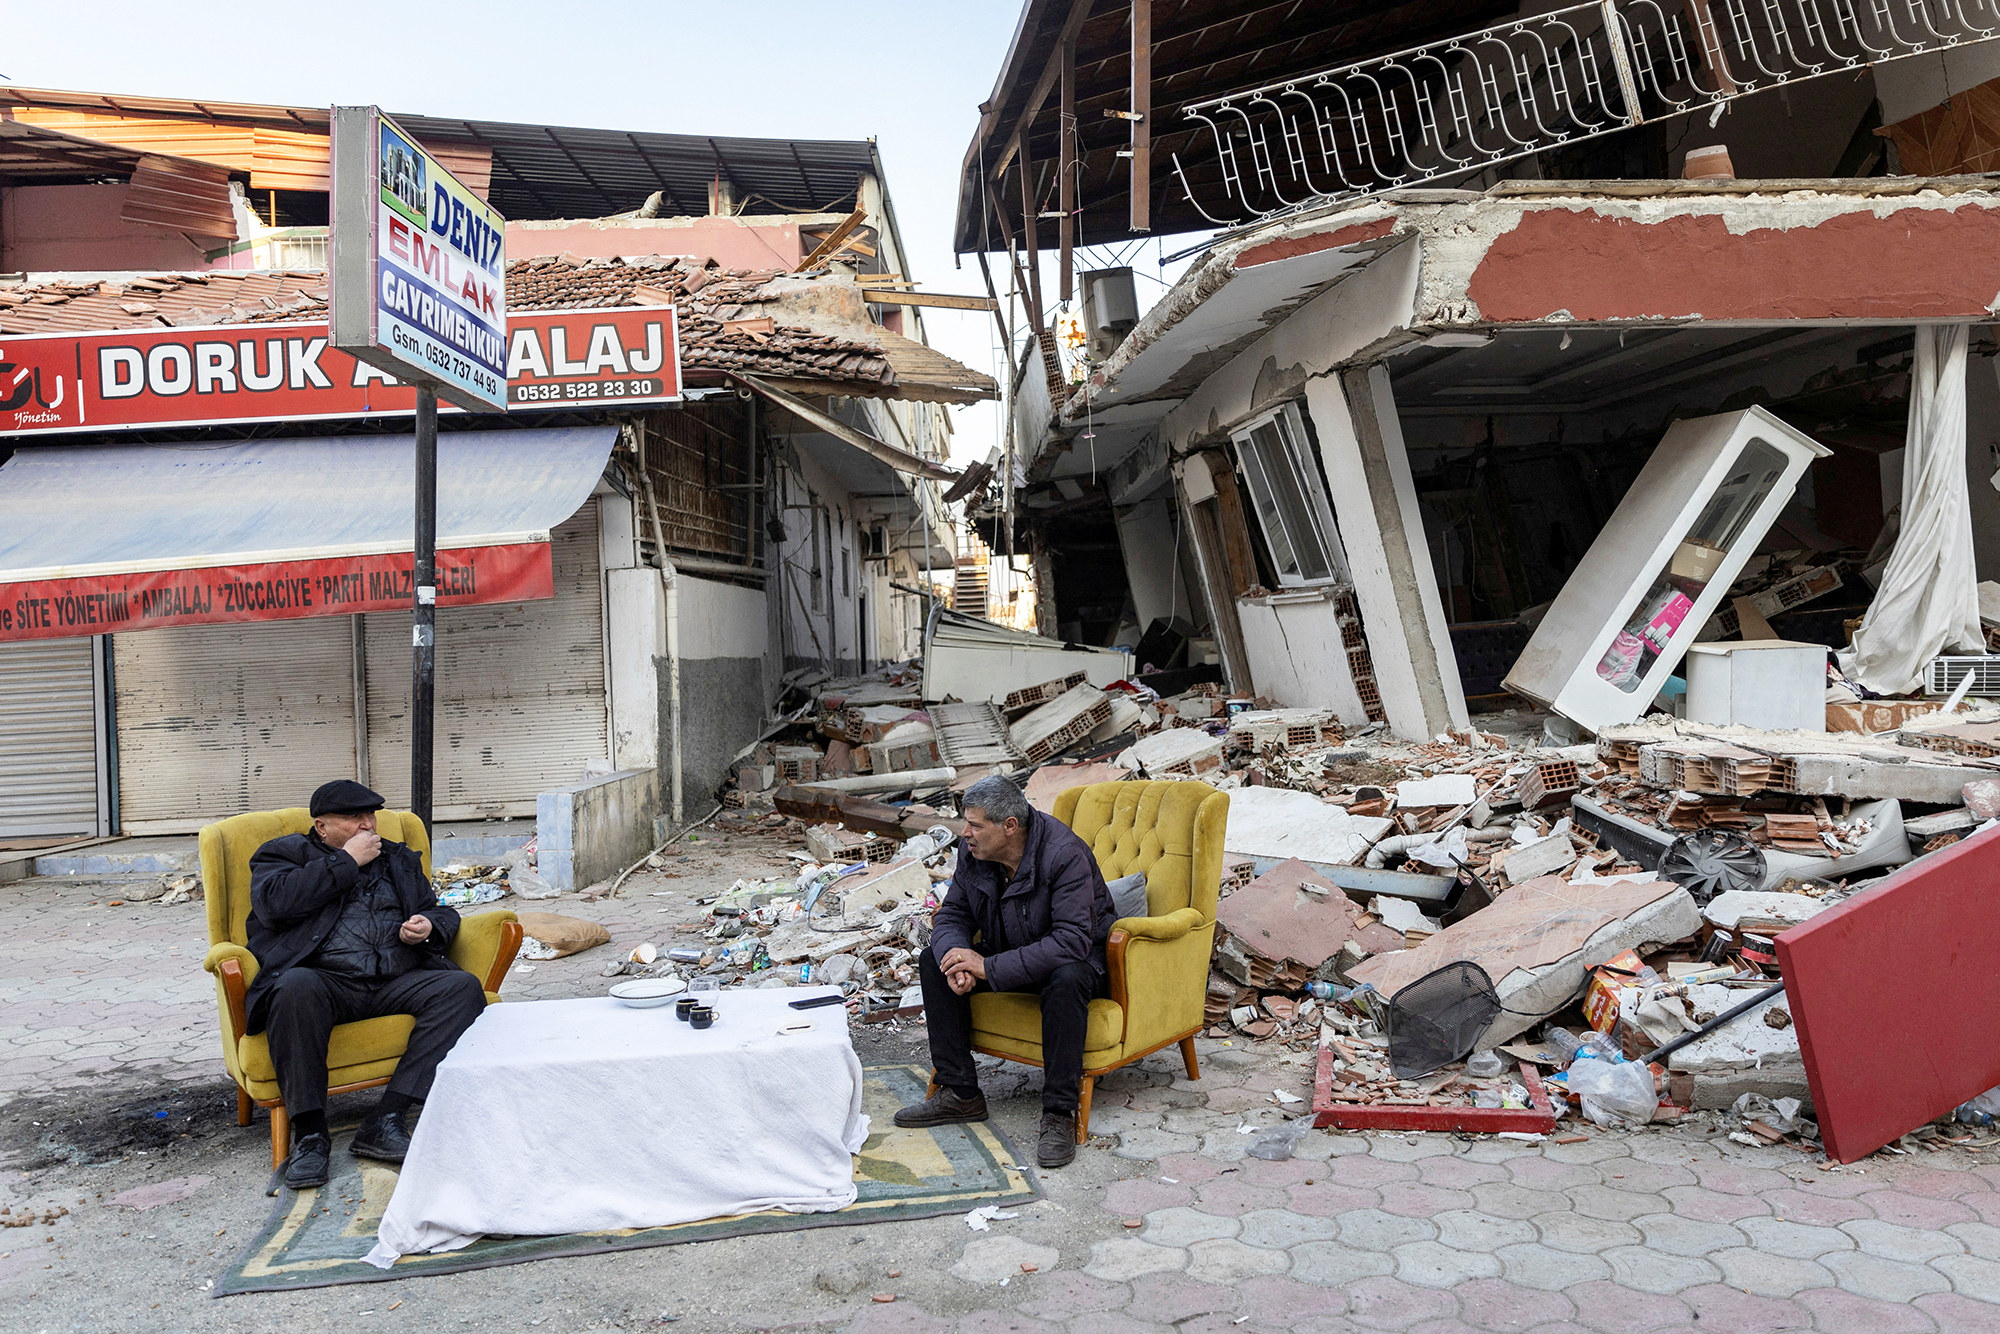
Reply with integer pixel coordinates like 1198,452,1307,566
929,809,1116,992
244,832,460,1032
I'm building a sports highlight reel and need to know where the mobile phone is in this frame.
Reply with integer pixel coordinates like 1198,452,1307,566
788,994,845,1010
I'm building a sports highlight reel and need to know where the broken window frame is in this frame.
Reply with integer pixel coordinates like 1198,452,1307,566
1230,402,1349,588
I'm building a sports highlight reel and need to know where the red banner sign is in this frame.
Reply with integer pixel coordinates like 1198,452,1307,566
0,306,679,436
0,543,551,642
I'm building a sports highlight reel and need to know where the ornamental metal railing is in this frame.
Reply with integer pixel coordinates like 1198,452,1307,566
1174,0,2000,226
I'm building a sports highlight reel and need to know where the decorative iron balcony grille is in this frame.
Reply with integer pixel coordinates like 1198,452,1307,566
1174,0,2000,227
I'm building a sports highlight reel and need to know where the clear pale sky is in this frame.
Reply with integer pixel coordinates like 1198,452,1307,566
3,0,1033,461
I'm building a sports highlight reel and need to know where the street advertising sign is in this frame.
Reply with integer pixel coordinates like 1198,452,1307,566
330,105,507,412
0,542,552,643
0,306,680,436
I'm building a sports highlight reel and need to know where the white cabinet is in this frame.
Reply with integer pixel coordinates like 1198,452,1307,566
1505,407,1830,731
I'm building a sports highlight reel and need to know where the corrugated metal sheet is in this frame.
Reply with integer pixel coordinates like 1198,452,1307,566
364,502,607,819
119,153,238,240
0,638,99,838
114,618,354,832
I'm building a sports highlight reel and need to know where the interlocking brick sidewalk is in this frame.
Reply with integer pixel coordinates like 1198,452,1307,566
5,833,2000,1332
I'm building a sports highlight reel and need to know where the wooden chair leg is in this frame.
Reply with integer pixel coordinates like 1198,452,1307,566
236,1087,252,1127
1075,1076,1095,1145
1180,1035,1201,1081
269,1103,291,1170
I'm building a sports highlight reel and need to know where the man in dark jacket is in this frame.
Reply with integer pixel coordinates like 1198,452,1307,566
894,775,1117,1168
248,780,486,1190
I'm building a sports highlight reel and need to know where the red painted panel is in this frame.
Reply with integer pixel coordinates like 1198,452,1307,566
1313,1049,1559,1133
0,541,551,642
1776,823,2000,1163
1466,206,2000,323
1235,217,1396,269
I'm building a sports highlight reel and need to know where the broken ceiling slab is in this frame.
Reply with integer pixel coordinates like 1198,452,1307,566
1222,787,1393,872
1346,875,1702,1048
1703,890,1835,933
921,607,1133,704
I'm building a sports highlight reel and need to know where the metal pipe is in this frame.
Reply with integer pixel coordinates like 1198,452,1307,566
1638,980,1787,1066
411,386,437,831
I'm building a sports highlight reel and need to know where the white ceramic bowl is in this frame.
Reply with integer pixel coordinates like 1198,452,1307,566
609,976,688,1008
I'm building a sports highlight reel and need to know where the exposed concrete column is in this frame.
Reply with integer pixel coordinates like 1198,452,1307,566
1305,366,1468,738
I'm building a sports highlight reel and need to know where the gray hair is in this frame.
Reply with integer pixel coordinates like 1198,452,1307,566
962,775,1032,827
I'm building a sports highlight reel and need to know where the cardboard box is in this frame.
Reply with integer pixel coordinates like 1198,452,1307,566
1670,539,1728,584
1584,948,1647,1034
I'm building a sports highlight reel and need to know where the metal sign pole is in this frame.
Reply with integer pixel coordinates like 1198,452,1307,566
412,386,437,832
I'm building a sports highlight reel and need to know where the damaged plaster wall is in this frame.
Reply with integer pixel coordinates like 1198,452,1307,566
670,575,773,803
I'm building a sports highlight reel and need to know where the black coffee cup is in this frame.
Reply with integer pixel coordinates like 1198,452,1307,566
675,997,698,1022
690,1006,715,1030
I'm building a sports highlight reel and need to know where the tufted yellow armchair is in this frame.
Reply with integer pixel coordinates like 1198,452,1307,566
946,779,1229,1144
198,808,522,1167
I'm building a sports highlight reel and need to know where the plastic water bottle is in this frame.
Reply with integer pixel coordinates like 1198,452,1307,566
1465,1049,1506,1078
1547,1027,1623,1067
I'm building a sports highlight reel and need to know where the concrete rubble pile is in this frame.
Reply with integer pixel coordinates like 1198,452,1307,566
677,648,2000,1146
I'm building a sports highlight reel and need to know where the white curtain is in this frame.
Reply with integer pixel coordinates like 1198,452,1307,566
1847,324,1983,696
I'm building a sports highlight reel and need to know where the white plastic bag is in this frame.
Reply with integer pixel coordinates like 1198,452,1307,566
1566,1057,1657,1127
504,848,559,900
1247,1119,1313,1161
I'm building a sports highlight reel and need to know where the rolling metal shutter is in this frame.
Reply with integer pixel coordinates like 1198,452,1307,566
363,501,607,818
113,618,356,832
0,638,101,839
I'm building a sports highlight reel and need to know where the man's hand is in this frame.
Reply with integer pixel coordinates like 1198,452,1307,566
343,830,382,866
398,914,434,944
940,947,987,994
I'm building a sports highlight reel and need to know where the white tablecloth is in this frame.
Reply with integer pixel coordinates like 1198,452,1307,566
366,987,869,1266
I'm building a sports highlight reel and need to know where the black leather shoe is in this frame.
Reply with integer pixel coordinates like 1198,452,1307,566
350,1110,414,1163
893,1088,988,1128
1037,1111,1078,1168
284,1132,332,1190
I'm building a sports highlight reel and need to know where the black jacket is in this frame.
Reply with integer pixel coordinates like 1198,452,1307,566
929,809,1116,992
244,832,461,1033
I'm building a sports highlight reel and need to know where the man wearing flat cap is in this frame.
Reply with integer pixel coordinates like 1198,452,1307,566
247,780,486,1189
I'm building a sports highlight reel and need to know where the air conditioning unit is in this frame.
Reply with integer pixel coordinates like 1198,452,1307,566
1923,655,2000,697
1081,267,1140,361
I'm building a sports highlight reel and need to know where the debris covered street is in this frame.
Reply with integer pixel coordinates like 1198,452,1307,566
9,814,2000,1333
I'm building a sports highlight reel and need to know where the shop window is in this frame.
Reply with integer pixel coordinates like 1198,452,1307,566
1231,403,1346,586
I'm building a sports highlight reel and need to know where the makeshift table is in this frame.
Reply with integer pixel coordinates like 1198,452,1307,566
366,987,869,1266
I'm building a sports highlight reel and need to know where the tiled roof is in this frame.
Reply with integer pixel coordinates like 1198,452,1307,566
509,254,894,388
0,258,899,391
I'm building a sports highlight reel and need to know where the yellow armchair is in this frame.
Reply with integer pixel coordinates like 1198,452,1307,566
949,779,1229,1143
198,807,522,1166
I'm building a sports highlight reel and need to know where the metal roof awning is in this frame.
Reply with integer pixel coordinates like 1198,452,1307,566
0,426,616,642
734,375,960,482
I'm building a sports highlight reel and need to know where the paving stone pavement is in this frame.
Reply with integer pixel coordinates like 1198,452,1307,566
7,829,2000,1331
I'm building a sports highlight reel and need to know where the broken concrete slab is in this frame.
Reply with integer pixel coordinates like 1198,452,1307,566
1022,761,1132,813
1500,832,1577,885
1222,787,1393,870
1703,890,1833,932
1125,726,1226,776
1214,859,1404,989
1347,875,1702,1048
1788,754,1990,804
1396,774,1477,807
1666,982,1806,1110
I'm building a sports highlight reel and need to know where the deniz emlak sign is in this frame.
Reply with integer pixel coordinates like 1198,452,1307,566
330,105,507,412
0,307,680,435
0,544,553,643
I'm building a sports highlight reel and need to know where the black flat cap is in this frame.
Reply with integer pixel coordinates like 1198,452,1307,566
310,780,386,817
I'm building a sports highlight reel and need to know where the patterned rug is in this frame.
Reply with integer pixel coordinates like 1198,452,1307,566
215,1064,1038,1295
